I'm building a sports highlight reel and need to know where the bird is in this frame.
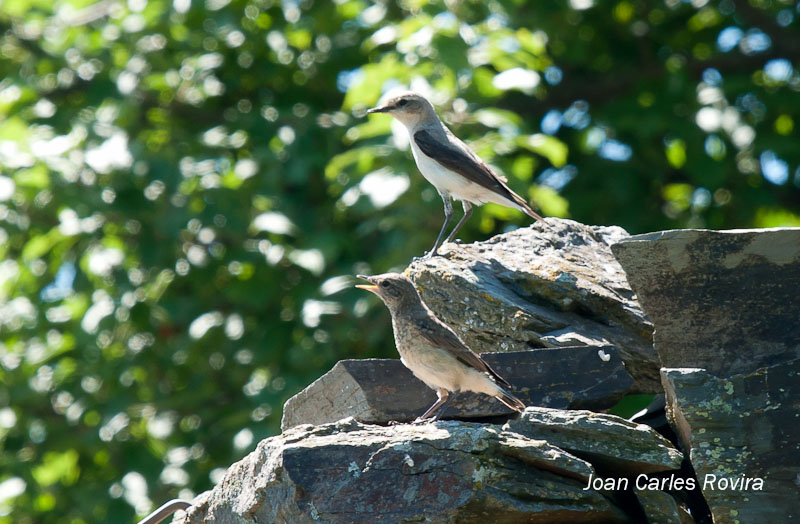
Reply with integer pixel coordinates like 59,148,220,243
355,272,526,421
366,91,545,258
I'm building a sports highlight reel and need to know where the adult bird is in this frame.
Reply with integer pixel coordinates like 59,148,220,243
367,91,545,257
355,272,526,420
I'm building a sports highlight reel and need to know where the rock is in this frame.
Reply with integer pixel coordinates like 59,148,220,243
504,407,684,475
178,417,633,524
661,360,800,523
676,506,695,524
611,228,800,375
406,218,658,393
177,224,800,524
613,228,800,523
634,489,695,524
281,347,634,430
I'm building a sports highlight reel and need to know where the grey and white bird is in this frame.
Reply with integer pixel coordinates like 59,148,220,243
367,91,544,258
355,272,526,420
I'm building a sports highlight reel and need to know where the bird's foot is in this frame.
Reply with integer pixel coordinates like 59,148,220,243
412,416,431,424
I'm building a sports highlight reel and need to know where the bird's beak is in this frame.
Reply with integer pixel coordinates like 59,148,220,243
355,274,379,293
366,104,390,114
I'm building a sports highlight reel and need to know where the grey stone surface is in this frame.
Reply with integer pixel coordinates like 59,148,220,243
634,489,694,524
505,407,684,475
662,360,800,523
178,416,635,524
611,227,800,376
405,218,658,392
612,227,800,523
281,347,634,430
176,224,800,524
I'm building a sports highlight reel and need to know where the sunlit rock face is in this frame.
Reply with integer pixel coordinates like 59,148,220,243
611,227,800,374
613,227,800,523
178,411,682,524
406,217,659,393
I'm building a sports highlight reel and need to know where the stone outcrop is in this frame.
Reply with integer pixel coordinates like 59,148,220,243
612,227,800,523
179,409,685,524
610,228,800,374
634,489,695,524
505,407,683,475
281,347,633,430
661,360,800,523
406,218,658,392
171,224,799,524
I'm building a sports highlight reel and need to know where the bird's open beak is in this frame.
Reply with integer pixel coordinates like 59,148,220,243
355,274,379,293
366,104,390,114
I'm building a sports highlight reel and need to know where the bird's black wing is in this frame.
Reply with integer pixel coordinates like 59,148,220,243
413,128,528,211
416,314,512,388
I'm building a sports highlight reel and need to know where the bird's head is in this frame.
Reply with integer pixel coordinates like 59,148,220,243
366,92,435,127
355,272,420,310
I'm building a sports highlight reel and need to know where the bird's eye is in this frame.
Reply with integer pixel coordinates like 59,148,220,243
396,99,407,107
380,280,390,288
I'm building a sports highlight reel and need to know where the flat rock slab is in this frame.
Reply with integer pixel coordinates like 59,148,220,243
662,359,800,523
405,218,658,392
281,347,634,430
634,489,694,524
179,417,631,524
611,228,800,376
505,407,684,476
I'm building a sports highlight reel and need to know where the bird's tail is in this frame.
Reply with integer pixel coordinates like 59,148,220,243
494,385,526,413
520,204,544,222
506,187,545,222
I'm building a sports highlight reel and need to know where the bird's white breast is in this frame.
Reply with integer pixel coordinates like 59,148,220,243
409,139,468,196
408,133,520,209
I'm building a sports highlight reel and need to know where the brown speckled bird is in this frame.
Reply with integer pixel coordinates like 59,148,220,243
356,272,526,420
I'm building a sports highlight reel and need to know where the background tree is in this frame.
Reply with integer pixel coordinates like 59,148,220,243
0,0,797,521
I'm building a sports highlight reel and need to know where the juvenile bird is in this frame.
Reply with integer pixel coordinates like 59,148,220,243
367,91,544,258
355,272,526,420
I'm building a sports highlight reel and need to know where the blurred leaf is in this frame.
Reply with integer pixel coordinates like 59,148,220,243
13,164,49,188
474,108,522,129
31,450,80,487
754,208,800,227
663,183,692,212
530,185,569,217
343,117,392,145
665,139,687,169
21,230,62,261
519,134,568,168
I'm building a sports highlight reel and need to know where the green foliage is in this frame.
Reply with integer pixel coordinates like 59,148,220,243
0,0,798,522
607,394,657,419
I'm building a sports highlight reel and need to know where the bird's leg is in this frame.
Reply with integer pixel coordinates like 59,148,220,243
430,391,456,421
444,201,472,245
425,194,453,258
416,388,450,421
